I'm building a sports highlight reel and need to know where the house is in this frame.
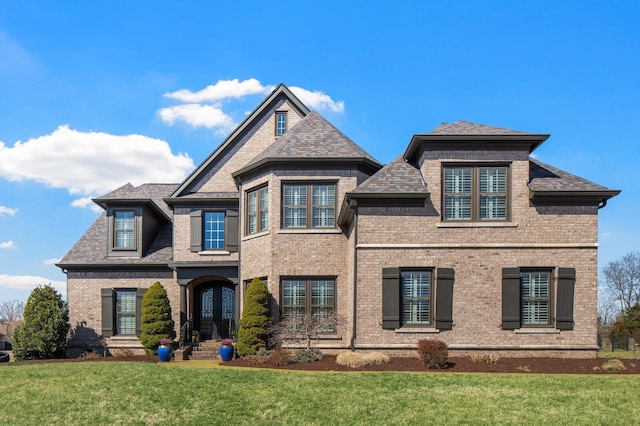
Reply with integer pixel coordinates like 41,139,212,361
58,84,620,358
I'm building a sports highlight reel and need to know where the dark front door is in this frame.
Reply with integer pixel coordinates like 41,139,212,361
195,284,235,340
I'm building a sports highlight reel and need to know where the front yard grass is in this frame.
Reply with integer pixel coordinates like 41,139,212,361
1,361,639,425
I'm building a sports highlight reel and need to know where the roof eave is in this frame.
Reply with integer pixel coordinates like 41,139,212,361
163,196,240,206
530,189,621,206
403,134,550,163
91,198,171,221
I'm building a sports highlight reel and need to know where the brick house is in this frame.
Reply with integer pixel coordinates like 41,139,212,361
58,84,619,358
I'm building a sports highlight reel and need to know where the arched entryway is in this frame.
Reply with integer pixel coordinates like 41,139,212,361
192,281,236,340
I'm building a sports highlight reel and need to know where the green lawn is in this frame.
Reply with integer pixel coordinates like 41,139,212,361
1,362,639,425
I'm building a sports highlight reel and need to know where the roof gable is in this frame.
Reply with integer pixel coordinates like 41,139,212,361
170,84,310,197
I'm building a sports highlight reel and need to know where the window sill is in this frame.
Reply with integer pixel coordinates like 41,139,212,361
437,221,517,229
242,230,269,241
514,328,560,334
395,327,440,334
198,250,231,256
315,334,342,340
277,228,342,235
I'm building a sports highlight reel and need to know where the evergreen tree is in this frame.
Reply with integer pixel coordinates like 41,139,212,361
13,284,70,360
236,277,272,356
140,282,175,355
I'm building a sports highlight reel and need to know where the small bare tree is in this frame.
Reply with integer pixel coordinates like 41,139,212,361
603,252,640,312
268,312,342,350
0,299,25,323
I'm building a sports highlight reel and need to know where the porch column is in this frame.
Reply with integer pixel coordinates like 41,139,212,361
179,283,187,327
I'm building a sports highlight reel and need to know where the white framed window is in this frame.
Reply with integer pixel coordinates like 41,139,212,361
521,270,551,326
114,210,135,249
276,111,287,135
401,270,432,326
204,211,225,250
115,289,137,335
282,278,335,333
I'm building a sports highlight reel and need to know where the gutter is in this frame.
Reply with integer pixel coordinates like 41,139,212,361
350,203,358,351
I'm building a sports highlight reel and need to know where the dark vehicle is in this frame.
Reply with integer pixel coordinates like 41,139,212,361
0,351,9,362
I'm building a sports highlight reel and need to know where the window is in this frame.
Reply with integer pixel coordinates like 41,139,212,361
443,165,508,221
204,211,225,250
101,288,146,337
115,290,136,335
382,268,454,330
402,271,432,326
190,210,238,253
520,271,551,326
283,183,336,229
276,111,287,135
282,278,335,333
114,210,135,248
501,267,575,330
246,186,269,234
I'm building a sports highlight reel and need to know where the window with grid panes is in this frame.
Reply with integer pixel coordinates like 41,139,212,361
203,211,225,249
521,271,551,326
114,210,135,248
247,186,268,234
276,112,287,135
401,271,432,325
282,278,335,332
283,183,335,229
443,165,508,221
115,289,136,335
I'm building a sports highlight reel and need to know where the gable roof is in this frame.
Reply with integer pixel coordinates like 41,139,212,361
529,159,620,205
232,111,382,179
404,120,550,163
170,84,310,198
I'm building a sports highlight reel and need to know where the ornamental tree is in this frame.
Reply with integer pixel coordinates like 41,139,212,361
140,282,175,355
236,277,273,356
12,284,70,360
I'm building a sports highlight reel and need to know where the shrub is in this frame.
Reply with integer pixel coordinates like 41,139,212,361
290,348,323,363
336,351,390,368
417,339,449,369
602,359,626,372
236,278,273,357
140,282,175,355
12,284,70,360
469,353,501,364
268,349,292,366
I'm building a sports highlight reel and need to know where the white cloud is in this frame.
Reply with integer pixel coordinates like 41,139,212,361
158,104,236,134
0,274,66,299
163,78,274,103
0,125,195,206
0,241,15,249
43,258,61,265
290,86,345,113
0,205,18,216
70,197,103,212
158,79,345,131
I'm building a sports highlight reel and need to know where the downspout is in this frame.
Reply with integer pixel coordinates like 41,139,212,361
350,203,358,351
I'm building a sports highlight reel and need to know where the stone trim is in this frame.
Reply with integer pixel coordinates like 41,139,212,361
357,242,598,249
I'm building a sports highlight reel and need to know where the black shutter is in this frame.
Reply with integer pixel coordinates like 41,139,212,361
190,210,202,252
502,267,521,330
382,268,400,329
556,268,576,330
136,288,147,337
435,268,454,330
101,288,114,337
225,210,239,253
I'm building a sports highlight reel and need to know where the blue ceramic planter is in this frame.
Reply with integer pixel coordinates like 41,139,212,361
157,345,172,362
219,345,234,361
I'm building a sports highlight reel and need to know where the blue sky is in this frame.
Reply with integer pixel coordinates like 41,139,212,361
0,1,637,305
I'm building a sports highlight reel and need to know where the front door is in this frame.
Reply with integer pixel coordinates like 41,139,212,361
195,284,235,340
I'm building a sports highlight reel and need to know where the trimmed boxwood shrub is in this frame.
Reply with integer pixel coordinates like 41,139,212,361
236,277,272,356
140,282,175,355
417,339,449,369
12,285,70,360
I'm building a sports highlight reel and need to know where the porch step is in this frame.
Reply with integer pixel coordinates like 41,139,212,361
189,340,223,360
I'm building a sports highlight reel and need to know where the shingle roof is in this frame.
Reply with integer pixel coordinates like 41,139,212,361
529,159,614,192
57,213,173,267
244,111,380,165
94,183,178,217
350,156,427,195
425,120,531,135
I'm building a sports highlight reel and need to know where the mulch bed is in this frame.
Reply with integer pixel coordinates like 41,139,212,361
222,355,640,374
9,353,640,374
